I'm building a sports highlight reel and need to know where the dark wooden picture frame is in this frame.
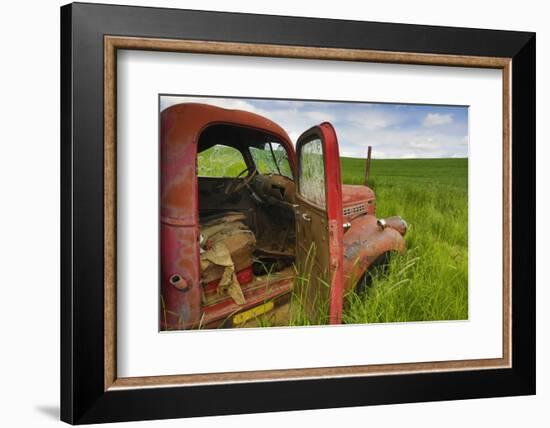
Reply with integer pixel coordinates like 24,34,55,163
61,2,535,424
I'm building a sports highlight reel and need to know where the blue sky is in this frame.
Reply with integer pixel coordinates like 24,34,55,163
160,96,468,159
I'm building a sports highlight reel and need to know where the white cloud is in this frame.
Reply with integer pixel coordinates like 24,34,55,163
335,125,467,159
304,110,336,123
422,113,453,127
409,137,441,150
347,110,401,131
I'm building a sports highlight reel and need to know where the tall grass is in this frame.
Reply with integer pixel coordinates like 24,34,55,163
341,157,468,323
288,243,332,326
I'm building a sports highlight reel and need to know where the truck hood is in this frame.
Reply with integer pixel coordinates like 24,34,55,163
342,184,376,218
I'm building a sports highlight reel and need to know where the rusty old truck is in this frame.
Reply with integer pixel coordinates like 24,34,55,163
161,103,407,330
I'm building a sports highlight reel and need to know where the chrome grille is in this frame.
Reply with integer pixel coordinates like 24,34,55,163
343,203,366,216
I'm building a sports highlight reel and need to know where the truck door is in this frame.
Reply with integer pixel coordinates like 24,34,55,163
295,123,344,324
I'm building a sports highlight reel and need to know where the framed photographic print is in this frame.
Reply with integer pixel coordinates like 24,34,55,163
60,2,535,424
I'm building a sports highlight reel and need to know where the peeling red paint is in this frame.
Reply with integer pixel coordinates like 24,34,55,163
342,215,407,290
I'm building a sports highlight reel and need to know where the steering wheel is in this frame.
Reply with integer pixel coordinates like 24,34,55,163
224,167,258,195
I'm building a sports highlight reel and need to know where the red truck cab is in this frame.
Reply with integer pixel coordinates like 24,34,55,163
160,103,406,330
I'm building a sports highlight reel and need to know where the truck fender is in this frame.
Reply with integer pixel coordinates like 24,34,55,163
342,215,406,291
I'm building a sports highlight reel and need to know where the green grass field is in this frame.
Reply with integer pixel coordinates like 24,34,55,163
340,157,468,323
197,147,468,325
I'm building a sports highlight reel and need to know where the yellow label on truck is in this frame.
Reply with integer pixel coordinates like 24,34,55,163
233,301,274,325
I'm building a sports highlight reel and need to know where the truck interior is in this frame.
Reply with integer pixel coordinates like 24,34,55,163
196,124,298,306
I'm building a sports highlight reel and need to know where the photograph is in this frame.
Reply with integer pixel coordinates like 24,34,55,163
53,1,536,424
160,95,469,330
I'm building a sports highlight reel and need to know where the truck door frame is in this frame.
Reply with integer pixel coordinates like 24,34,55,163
295,122,344,324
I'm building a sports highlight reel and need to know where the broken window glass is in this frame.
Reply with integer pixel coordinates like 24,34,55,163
249,142,292,178
299,138,325,208
197,144,247,177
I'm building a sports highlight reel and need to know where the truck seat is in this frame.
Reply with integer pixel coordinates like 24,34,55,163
199,212,256,304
